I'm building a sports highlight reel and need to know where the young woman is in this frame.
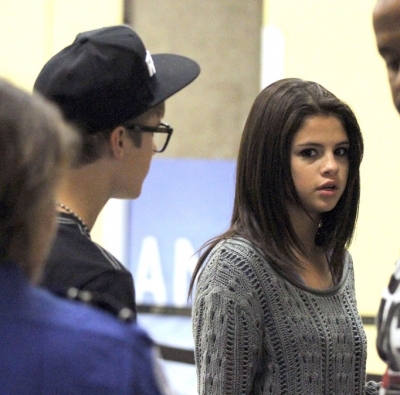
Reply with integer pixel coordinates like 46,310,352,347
189,78,380,394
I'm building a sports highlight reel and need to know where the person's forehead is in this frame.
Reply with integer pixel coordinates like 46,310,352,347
130,102,165,124
374,1,400,52
145,102,165,118
374,0,400,29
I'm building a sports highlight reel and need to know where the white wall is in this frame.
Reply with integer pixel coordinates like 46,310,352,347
0,0,124,245
0,0,394,376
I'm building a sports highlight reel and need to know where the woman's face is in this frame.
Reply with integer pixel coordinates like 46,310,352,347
289,115,350,221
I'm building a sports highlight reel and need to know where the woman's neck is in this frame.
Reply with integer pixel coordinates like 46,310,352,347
287,204,320,252
287,205,334,289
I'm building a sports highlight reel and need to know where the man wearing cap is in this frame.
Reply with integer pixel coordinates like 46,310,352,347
34,25,200,319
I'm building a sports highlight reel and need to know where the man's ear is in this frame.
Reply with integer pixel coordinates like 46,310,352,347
109,126,126,159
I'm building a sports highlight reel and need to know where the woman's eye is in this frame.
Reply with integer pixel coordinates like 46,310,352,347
300,149,316,157
335,147,348,156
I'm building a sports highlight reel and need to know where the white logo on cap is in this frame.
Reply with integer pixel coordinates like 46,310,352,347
145,50,156,77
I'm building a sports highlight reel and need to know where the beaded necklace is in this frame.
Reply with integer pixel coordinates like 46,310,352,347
57,202,90,236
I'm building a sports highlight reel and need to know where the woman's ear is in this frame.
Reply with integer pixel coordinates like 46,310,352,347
109,126,126,159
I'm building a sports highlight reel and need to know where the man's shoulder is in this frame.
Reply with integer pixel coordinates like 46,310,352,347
32,284,139,338
51,219,102,260
44,222,128,279
1,283,163,394
42,222,137,314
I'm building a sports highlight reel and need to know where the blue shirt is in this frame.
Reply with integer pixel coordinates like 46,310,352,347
0,260,165,395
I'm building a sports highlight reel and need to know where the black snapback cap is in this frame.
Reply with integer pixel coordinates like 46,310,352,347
34,25,200,133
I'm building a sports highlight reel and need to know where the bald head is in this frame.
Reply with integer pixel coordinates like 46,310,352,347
374,0,400,32
373,0,400,112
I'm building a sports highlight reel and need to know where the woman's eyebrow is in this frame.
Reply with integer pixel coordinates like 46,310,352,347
295,140,349,147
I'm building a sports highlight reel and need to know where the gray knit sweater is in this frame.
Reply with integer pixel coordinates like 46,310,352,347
192,237,380,394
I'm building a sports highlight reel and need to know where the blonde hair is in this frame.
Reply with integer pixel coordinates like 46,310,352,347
0,79,80,279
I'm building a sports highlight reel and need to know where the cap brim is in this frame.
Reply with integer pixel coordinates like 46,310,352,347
150,54,200,107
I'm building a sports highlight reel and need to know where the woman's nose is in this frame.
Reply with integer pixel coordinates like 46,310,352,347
321,153,339,174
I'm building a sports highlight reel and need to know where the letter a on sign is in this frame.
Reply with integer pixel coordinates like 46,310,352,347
135,236,167,305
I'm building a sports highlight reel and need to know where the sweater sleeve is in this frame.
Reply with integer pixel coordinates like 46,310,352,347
193,291,263,394
192,245,264,395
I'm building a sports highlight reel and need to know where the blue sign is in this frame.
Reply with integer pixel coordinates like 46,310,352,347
127,158,236,307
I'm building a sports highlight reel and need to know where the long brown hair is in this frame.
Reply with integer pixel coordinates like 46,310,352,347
189,78,363,295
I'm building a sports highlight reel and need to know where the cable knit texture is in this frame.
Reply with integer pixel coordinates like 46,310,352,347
192,237,380,394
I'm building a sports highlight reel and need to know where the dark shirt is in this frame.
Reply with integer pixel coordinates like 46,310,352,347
40,212,136,318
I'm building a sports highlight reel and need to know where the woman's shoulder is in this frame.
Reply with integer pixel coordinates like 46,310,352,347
200,240,354,293
194,237,268,317
211,236,264,259
196,237,271,293
202,237,267,272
